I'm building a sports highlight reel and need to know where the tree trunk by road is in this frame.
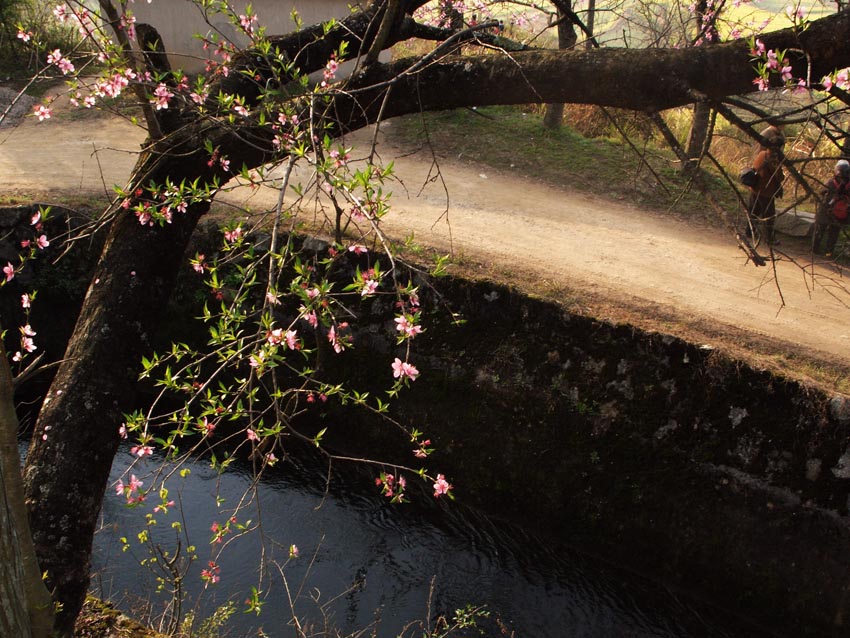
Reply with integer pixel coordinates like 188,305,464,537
20,5,850,634
543,6,578,129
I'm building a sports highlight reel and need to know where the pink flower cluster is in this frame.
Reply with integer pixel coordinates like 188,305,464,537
239,12,258,35
375,472,406,502
822,69,850,92
115,474,145,504
201,560,221,584
322,55,338,86
328,322,349,353
267,327,299,350
33,105,51,121
47,49,74,74
11,324,37,362
392,357,419,381
151,83,173,110
413,438,432,459
394,314,423,339
360,268,380,297
433,473,452,498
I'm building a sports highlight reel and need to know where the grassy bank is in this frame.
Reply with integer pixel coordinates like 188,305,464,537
391,105,745,226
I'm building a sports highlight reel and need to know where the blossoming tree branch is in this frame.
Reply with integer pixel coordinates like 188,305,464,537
5,0,850,636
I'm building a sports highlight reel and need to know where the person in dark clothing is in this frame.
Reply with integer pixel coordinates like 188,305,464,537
746,126,786,245
813,159,850,256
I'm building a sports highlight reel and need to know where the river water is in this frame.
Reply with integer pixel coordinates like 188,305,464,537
23,440,773,637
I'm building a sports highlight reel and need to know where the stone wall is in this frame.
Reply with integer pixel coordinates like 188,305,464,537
318,261,850,638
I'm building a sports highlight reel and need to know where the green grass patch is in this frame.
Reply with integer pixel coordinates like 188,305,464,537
392,105,741,223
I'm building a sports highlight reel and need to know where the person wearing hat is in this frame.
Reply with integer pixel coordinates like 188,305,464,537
813,159,850,257
746,125,786,245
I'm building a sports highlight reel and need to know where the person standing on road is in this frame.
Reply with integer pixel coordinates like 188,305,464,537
813,159,850,257
746,125,786,245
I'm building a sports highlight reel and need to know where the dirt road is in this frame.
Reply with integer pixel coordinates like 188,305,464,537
2,108,849,380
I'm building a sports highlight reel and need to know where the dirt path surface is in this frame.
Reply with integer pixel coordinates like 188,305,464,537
2,108,850,383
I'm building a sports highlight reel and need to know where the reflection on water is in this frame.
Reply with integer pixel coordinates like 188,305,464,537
23,440,771,637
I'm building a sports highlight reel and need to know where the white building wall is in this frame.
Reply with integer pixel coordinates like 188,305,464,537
129,0,355,73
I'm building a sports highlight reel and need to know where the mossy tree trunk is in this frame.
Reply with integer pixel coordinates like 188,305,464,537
0,329,55,638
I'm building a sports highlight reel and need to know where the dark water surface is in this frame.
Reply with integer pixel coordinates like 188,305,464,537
23,440,773,637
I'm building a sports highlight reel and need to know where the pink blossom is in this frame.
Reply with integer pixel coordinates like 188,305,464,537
433,473,452,497
33,105,51,121
22,337,36,353
36,234,49,249
265,291,280,305
131,444,153,457
766,50,778,71
248,351,265,368
323,57,339,82
267,328,284,345
348,244,367,255
20,239,30,248
116,474,145,503
3,262,15,282
289,544,299,558
781,65,794,82
361,278,379,297
201,560,220,584
233,104,249,117
20,294,30,308
119,12,136,39
306,287,320,299
394,315,423,338
822,75,834,91
153,500,174,513
285,330,299,350
246,428,259,441
750,39,765,57
239,13,257,33
328,325,344,353
224,226,242,242
53,4,68,23
17,30,32,42
151,83,173,110
11,352,22,362
413,440,432,459
57,57,74,74
136,209,152,226
21,324,36,337
118,424,127,439
391,357,419,381
329,149,348,166
300,307,318,328
753,76,769,91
